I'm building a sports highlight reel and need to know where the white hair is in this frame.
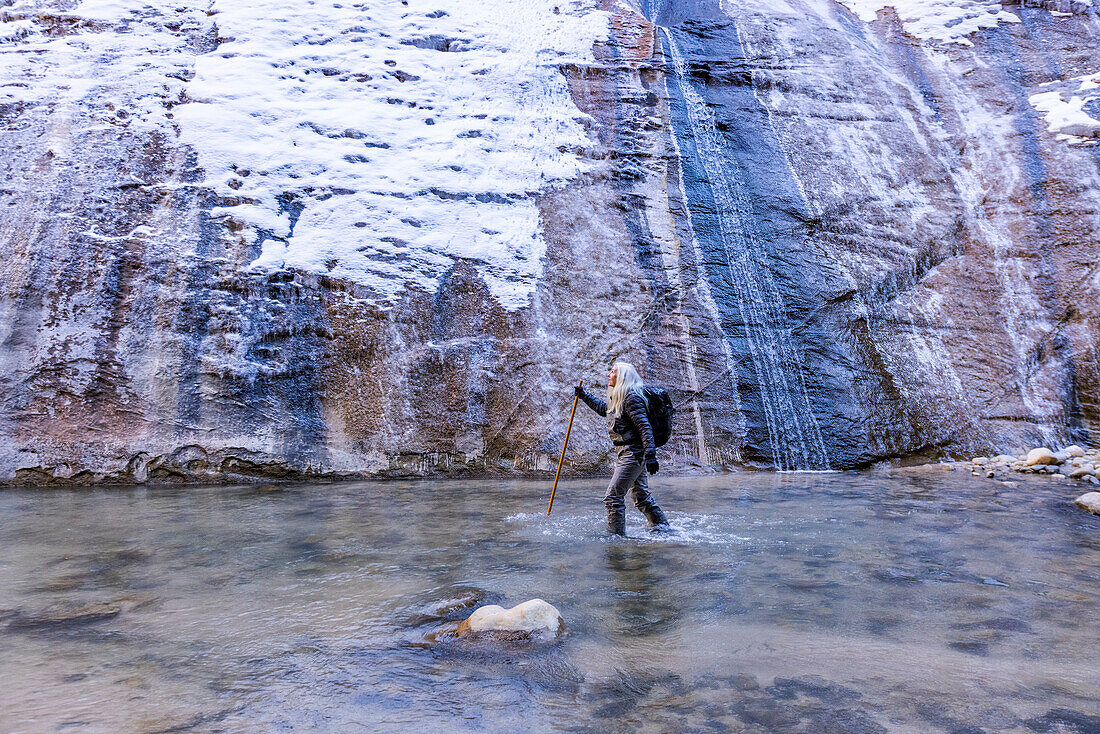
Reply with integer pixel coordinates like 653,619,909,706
607,362,644,418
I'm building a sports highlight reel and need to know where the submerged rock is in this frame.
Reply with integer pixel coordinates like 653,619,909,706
953,617,1033,633
401,585,500,628
768,675,862,704
1074,492,1100,515
453,598,565,641
4,602,121,631
1025,708,1100,734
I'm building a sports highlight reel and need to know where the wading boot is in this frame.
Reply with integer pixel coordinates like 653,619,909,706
643,506,671,532
607,510,626,537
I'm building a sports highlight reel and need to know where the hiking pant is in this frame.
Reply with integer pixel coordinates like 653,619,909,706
604,447,666,534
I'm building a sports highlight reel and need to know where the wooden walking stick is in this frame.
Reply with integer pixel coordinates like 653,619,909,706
547,380,582,516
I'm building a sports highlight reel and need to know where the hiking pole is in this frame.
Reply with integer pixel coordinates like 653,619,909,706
547,380,582,516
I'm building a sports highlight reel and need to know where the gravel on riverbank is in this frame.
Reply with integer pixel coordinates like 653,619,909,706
935,445,1100,516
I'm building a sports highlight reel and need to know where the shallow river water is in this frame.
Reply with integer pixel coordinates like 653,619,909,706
1,471,1098,733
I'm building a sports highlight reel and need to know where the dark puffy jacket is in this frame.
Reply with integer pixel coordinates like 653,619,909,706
578,388,656,460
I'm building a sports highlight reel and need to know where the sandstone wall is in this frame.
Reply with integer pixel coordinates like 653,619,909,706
0,0,1096,483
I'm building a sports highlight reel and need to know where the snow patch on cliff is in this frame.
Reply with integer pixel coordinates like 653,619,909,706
1029,72,1100,143
834,0,1019,45
0,18,34,43
0,1,205,132
175,0,608,310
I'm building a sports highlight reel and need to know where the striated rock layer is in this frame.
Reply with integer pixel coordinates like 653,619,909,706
0,0,1097,484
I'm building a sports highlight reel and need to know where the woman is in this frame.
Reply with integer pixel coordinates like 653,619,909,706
576,362,671,536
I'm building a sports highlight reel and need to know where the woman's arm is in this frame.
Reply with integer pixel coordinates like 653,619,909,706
624,392,656,459
576,385,607,417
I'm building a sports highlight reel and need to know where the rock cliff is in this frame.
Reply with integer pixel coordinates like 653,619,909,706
0,0,1096,483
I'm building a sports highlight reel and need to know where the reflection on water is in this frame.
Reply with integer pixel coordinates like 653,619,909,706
1,472,1098,733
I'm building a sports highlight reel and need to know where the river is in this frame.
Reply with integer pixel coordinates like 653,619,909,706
1,470,1097,732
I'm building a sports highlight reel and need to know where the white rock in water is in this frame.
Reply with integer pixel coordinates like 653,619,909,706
457,599,564,639
971,456,988,465
1026,448,1059,466
995,454,1017,464
1064,445,1086,457
1075,492,1100,515
1069,467,1095,479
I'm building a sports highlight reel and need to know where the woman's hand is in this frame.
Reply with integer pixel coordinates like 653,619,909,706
574,384,585,398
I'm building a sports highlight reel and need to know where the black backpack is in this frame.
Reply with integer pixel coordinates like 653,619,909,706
641,386,674,448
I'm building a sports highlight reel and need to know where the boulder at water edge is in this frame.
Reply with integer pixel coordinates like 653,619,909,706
1026,448,1060,466
1075,493,1100,516
454,599,565,640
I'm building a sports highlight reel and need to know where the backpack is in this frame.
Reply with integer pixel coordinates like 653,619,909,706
641,386,674,448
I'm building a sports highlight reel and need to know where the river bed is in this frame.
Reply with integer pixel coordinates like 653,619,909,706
1,470,1097,732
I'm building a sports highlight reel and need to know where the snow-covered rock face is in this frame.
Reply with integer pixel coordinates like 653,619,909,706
833,0,1021,45
0,1,208,127
1,0,1099,482
1029,72,1100,142
1,0,607,309
177,0,607,309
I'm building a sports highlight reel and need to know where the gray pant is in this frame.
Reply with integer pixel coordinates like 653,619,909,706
604,447,665,533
